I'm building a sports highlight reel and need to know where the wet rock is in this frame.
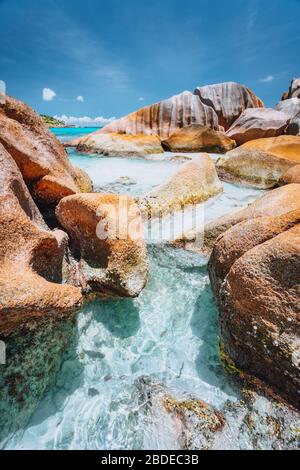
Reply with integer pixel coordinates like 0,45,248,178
135,377,225,450
96,176,138,195
56,193,148,298
226,108,289,145
194,82,264,130
138,154,223,217
209,211,300,408
0,95,91,206
162,124,236,153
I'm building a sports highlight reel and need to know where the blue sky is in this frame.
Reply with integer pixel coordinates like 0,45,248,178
0,0,299,123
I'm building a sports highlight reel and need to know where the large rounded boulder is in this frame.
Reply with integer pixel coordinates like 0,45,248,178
162,124,236,153
69,132,164,157
101,91,221,139
209,211,300,408
138,154,223,218
56,193,148,298
0,96,92,207
225,108,289,145
0,142,82,335
216,136,300,188
194,82,264,130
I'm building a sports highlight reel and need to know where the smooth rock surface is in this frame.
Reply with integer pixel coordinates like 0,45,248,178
162,124,236,153
194,82,264,130
282,78,300,100
70,132,164,157
240,135,300,161
280,164,300,185
101,91,221,139
56,193,148,298
275,97,300,118
216,148,295,188
138,154,223,217
203,183,300,248
226,108,289,145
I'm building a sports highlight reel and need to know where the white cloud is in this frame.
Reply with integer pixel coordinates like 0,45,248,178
138,97,145,102
43,88,56,101
259,75,274,83
54,115,116,127
76,95,84,102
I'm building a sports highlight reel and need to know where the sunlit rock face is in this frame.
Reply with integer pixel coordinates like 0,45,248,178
0,96,92,207
162,124,236,153
226,108,289,145
194,82,264,130
216,148,296,189
209,210,300,409
280,164,300,185
101,91,221,139
56,193,148,298
202,184,300,248
275,97,300,118
0,143,83,442
69,132,164,157
0,142,82,333
281,77,300,100
239,135,300,161
138,154,223,217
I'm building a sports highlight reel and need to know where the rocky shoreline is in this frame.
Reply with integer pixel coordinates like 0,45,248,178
0,78,299,448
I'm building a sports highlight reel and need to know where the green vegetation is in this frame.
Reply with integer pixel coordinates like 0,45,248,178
40,114,65,127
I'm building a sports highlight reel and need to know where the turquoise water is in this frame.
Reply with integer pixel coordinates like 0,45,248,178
2,129,296,450
51,127,101,143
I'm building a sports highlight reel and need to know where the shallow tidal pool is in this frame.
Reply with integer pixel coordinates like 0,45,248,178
2,133,298,450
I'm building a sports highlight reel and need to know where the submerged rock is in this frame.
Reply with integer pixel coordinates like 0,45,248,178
138,154,223,217
194,82,264,130
135,377,225,450
56,193,148,298
209,211,300,409
162,124,236,153
225,108,289,145
69,132,164,157
0,96,92,207
99,91,221,139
